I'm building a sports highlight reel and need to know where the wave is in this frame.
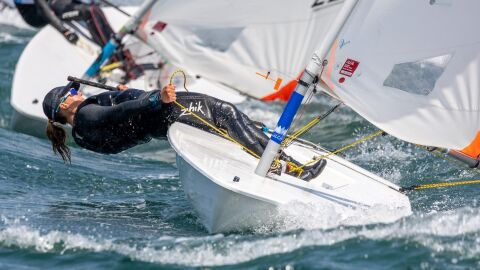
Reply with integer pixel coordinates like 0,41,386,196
0,31,29,44
1,207,479,266
0,7,32,30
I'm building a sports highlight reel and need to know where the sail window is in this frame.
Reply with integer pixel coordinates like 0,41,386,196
191,27,244,52
383,54,451,95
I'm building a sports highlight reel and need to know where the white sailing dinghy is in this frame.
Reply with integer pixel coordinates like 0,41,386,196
169,123,411,233
169,0,480,233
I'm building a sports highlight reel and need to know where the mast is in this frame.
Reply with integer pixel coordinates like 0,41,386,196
255,0,358,176
83,0,157,79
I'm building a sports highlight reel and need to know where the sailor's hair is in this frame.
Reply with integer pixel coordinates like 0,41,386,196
46,118,71,163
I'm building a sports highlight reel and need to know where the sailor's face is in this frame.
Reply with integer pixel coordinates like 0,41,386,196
60,91,85,111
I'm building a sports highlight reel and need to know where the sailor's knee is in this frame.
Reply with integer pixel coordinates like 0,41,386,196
220,102,240,119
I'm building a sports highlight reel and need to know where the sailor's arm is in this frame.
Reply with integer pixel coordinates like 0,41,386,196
79,85,176,124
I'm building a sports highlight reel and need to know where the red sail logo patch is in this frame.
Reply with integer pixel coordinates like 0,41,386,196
340,59,360,77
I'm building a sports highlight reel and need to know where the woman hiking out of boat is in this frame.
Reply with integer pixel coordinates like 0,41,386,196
42,83,327,181
14,0,114,46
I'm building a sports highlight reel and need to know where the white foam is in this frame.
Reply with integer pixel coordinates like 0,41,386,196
255,200,412,233
0,32,26,44
1,207,478,266
0,224,114,253
0,7,33,30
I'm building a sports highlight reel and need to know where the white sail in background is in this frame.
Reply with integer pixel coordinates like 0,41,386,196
139,0,343,101
316,0,480,155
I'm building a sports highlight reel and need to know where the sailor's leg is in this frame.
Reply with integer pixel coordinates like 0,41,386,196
240,114,327,180
51,1,114,46
239,112,270,148
210,100,265,156
207,100,321,179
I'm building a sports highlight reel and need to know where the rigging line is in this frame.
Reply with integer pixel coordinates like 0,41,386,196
98,0,131,17
169,69,190,92
416,144,480,175
172,100,262,158
282,103,342,148
173,99,300,172
288,85,315,137
292,130,385,172
286,63,327,147
415,144,465,168
400,179,480,192
100,61,123,72
168,70,304,173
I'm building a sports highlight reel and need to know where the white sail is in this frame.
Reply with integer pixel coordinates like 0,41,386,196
138,0,343,101
315,0,480,155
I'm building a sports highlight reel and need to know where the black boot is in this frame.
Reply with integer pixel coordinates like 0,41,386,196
298,159,327,181
268,161,283,176
281,152,328,181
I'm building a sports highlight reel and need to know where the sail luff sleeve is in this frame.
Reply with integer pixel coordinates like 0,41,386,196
255,0,359,177
306,0,359,76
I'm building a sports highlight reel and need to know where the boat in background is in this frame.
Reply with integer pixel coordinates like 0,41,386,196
137,0,344,102
10,5,245,138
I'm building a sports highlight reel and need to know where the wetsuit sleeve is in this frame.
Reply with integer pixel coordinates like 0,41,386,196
78,90,162,124
35,0,68,33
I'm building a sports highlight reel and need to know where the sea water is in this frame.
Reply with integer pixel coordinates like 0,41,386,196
1,9,480,270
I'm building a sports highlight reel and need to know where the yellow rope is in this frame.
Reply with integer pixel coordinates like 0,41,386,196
169,69,190,92
100,61,123,72
297,130,385,170
168,70,303,173
408,179,480,190
172,100,261,159
168,71,480,188
169,70,251,153
282,117,321,147
403,144,480,191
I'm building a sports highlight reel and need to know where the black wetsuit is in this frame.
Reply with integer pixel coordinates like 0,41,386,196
14,0,114,46
71,89,329,180
72,89,269,156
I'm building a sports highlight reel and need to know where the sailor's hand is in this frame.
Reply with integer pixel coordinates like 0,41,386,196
161,84,176,103
116,84,128,91
64,30,79,44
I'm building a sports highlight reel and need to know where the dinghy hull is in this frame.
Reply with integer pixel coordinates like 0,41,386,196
168,123,412,233
177,155,278,233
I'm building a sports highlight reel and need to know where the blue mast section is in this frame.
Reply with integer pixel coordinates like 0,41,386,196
85,40,118,77
82,0,157,79
254,71,316,176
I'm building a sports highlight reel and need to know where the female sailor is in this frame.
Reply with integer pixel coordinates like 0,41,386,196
42,83,326,181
